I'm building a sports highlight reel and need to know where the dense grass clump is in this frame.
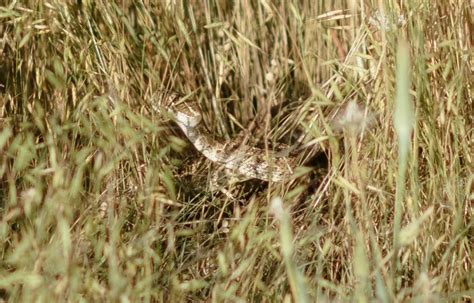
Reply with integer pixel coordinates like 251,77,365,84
0,1,472,301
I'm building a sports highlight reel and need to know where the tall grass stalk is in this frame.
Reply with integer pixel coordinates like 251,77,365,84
270,197,309,303
392,38,414,281
0,1,471,301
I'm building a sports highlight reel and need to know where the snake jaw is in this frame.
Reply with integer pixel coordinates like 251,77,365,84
174,110,202,128
169,99,203,128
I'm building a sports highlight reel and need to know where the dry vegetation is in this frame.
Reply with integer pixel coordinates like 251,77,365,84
0,1,472,302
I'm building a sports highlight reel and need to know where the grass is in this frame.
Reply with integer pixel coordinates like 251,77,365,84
0,1,472,302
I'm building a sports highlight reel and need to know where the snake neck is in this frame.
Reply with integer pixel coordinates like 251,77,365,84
175,121,229,163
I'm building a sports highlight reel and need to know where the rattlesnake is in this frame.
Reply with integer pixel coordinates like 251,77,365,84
153,90,368,183
153,91,301,182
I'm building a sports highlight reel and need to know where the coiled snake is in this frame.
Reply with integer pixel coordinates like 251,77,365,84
152,90,368,183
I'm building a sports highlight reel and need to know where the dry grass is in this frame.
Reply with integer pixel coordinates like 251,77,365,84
0,1,472,302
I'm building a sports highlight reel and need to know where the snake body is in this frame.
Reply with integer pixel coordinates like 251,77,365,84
156,91,296,182
154,90,373,183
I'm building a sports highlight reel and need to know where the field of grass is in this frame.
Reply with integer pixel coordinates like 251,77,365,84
0,1,472,302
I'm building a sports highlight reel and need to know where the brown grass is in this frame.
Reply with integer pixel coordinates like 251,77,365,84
0,1,472,302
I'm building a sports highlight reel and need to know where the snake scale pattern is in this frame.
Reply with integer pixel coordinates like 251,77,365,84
154,91,308,182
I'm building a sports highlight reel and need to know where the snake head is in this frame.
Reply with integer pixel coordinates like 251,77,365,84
169,100,203,128
156,90,202,127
